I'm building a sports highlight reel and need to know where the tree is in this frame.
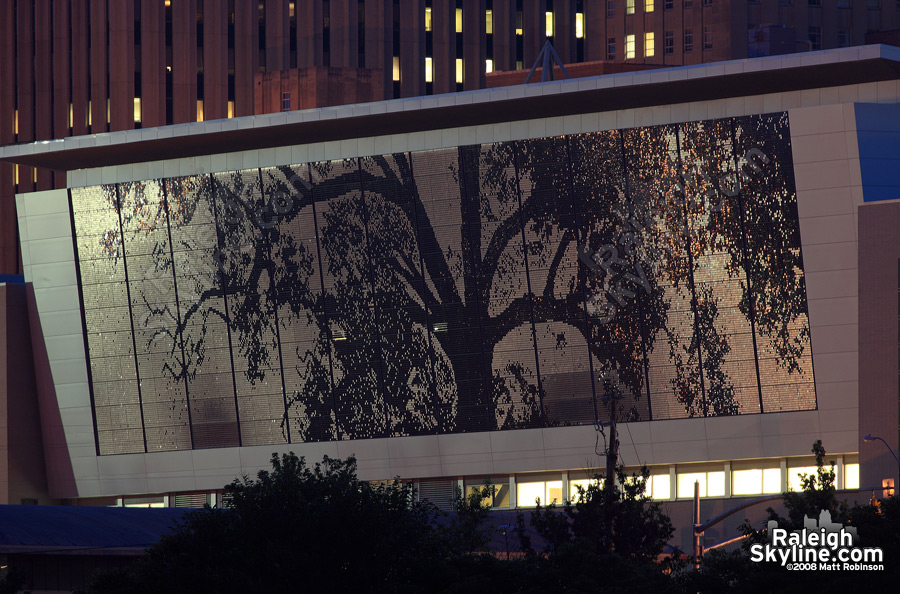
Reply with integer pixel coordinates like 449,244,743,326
526,465,675,563
78,453,447,594
446,483,495,555
675,441,899,592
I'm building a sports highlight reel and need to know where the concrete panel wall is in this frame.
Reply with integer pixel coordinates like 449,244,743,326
20,72,898,497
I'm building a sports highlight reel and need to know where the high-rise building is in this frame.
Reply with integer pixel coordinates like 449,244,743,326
4,42,900,562
3,1,900,275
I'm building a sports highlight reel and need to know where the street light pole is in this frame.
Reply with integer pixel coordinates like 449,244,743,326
863,434,899,498
863,434,900,468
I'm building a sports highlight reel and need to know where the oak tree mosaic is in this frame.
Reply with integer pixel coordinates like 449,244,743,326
71,113,815,454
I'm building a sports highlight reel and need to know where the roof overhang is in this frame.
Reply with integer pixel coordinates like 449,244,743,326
3,45,900,172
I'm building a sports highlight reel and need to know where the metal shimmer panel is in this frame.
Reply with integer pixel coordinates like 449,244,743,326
71,184,145,455
212,169,289,446
72,113,817,453
164,175,242,449
733,114,815,413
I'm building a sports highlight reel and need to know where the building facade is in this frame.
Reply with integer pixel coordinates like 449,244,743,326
4,44,900,551
3,0,900,276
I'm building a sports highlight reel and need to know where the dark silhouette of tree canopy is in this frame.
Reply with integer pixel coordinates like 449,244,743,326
76,453,448,594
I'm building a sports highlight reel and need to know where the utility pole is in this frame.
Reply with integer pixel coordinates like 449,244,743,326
600,374,622,553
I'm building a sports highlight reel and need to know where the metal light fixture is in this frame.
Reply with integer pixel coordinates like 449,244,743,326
863,434,900,466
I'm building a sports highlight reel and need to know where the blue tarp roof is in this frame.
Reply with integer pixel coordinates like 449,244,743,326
0,505,191,554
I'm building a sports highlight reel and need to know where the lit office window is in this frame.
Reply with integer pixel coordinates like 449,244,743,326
485,59,493,73
625,34,635,59
289,2,295,18
455,58,463,83
13,165,18,185
733,468,782,495
227,100,235,118
678,473,705,498
393,56,401,81
575,13,584,38
627,0,635,14
486,9,492,34
708,472,725,496
133,98,142,123
677,471,725,498
545,11,553,36
425,57,433,82
845,463,860,489
13,109,18,134
455,8,463,33
87,100,92,126
517,480,563,507
106,98,111,123
68,103,74,128
623,475,653,498
645,32,655,57
646,0,655,11
569,478,603,501
515,11,523,35
425,7,432,31
763,468,782,493
652,474,671,499
196,100,204,122
788,466,819,491
465,483,510,508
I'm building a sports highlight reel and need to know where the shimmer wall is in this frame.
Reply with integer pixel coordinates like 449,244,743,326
71,113,815,455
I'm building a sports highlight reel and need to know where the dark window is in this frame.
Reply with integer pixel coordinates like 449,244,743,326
703,26,712,50
664,0,673,8
837,29,850,47
607,37,616,60
809,26,821,50
664,30,674,54
684,29,693,52
607,0,615,17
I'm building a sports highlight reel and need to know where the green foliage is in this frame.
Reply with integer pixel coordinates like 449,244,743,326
527,465,675,564
0,567,26,594
676,441,900,592
740,440,848,549
778,439,848,527
447,483,494,555
80,453,446,594
77,454,689,593
520,463,681,592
